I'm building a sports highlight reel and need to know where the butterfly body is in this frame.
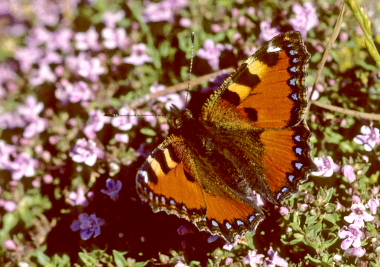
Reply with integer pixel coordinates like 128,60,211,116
136,31,316,242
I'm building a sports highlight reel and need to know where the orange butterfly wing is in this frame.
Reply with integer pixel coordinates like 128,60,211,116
136,135,264,242
200,31,315,204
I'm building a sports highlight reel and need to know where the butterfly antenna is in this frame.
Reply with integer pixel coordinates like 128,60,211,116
104,113,165,117
185,32,195,105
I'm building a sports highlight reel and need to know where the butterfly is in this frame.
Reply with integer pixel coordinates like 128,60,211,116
136,31,316,243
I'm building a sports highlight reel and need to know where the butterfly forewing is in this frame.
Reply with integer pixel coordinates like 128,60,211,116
202,31,310,129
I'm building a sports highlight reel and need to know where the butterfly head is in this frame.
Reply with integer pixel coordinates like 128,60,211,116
168,105,193,130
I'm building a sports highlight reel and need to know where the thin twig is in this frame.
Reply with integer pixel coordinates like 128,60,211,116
311,101,380,121
306,2,346,116
129,67,234,108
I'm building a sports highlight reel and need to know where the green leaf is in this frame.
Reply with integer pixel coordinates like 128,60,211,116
2,213,19,235
53,254,72,267
320,234,339,250
36,249,54,267
133,262,149,267
307,220,322,240
305,214,320,225
291,233,305,245
79,252,96,266
113,250,128,267
140,127,157,136
305,254,322,264
323,213,339,224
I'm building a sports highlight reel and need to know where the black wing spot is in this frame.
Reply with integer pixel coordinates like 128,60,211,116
260,52,280,67
144,163,158,184
243,108,258,121
184,170,196,182
167,144,180,163
234,68,261,89
221,89,240,106
151,150,171,174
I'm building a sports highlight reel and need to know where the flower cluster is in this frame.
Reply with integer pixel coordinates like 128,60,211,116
197,39,232,71
338,201,377,257
0,140,39,181
0,96,47,139
289,2,319,38
244,247,288,267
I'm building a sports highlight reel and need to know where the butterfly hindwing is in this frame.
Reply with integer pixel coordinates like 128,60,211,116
136,135,265,242
259,120,315,202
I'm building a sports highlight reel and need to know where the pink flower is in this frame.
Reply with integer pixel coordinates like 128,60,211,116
50,28,73,53
265,246,288,267
25,27,51,47
7,152,39,180
354,123,380,151
32,0,61,26
67,53,106,82
124,43,153,66
197,39,225,71
103,10,125,28
342,165,356,183
366,198,379,215
68,187,89,207
174,261,189,267
311,155,340,177
111,108,139,131
150,83,188,111
244,249,264,267
143,1,174,22
346,247,366,257
180,18,192,27
115,133,129,144
69,138,101,166
23,116,48,139
142,111,157,127
279,206,289,215
289,2,319,38
15,46,44,73
143,0,187,23
55,80,94,104
225,258,233,265
259,20,280,41
338,224,364,250
344,203,374,228
3,239,17,250
101,27,129,50
75,27,100,51
0,140,17,169
0,200,17,212
29,63,56,86
67,81,93,103
83,110,110,139
223,240,239,251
